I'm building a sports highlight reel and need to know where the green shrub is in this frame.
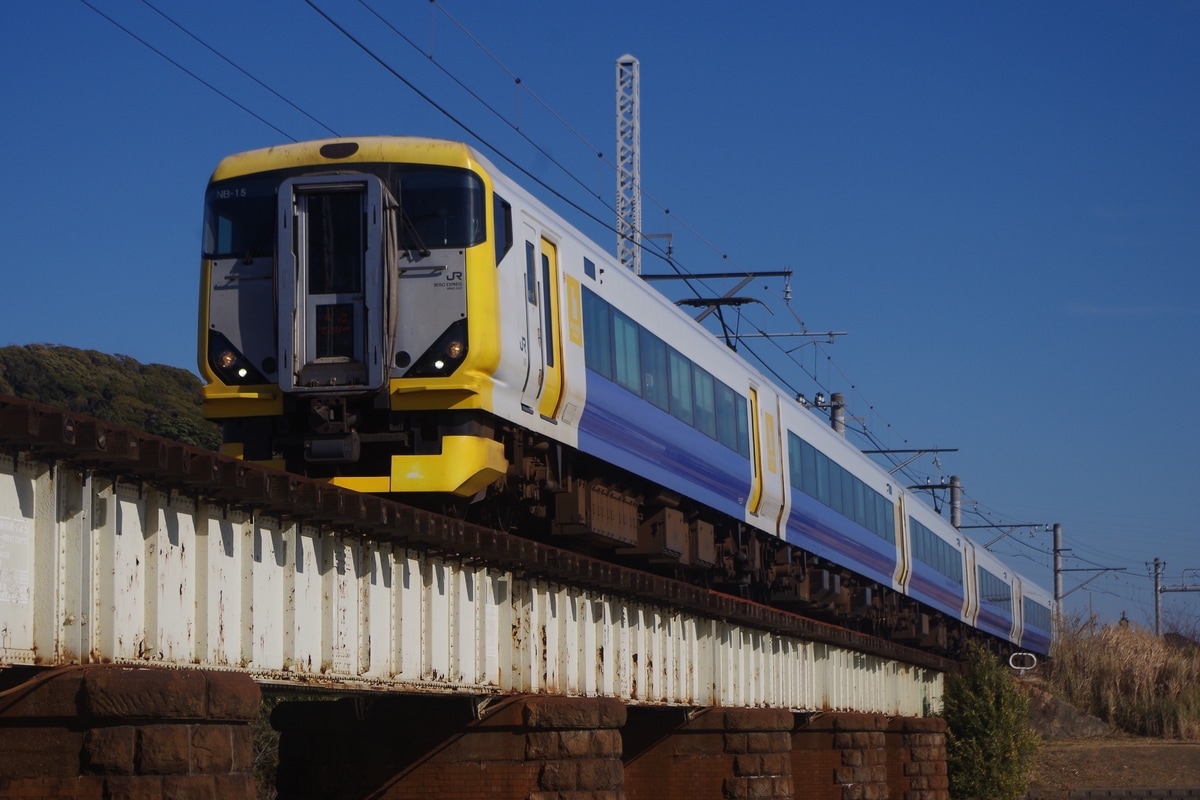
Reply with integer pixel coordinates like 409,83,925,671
942,641,1039,800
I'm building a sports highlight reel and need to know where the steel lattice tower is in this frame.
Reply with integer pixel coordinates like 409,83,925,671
616,55,641,274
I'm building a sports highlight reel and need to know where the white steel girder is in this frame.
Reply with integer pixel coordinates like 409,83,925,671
0,454,941,715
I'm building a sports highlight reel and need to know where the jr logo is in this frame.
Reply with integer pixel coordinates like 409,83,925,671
433,270,465,289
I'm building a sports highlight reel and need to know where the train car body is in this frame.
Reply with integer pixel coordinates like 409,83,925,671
199,136,1052,655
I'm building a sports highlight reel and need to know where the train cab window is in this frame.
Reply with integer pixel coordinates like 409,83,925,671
640,328,669,411
667,348,693,426
305,191,364,295
693,368,717,439
584,257,596,280
613,310,641,394
203,175,278,259
396,167,485,248
581,287,613,379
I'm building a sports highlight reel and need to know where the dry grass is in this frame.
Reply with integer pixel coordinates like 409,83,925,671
1047,615,1200,739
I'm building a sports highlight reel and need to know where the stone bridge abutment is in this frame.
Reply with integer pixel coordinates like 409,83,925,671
1,665,949,799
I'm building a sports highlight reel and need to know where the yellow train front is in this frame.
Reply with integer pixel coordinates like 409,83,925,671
199,137,514,497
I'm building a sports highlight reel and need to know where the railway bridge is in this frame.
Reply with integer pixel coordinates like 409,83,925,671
0,395,952,800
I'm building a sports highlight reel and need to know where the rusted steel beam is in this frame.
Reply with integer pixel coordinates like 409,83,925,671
0,394,955,673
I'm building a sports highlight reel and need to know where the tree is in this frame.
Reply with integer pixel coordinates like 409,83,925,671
943,641,1039,800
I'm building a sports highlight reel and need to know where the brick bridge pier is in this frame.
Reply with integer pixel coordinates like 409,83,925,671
1,665,947,800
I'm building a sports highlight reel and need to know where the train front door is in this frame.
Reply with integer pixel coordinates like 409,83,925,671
277,175,387,393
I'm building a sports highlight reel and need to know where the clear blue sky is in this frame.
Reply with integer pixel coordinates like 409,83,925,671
3,1,1197,628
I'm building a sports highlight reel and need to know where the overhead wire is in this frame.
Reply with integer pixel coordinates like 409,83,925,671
138,0,341,138
77,0,298,142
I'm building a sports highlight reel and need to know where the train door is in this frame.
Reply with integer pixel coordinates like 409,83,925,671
747,388,764,515
277,175,388,392
894,495,912,591
758,392,786,532
961,540,979,624
519,229,544,413
537,238,564,420
1010,575,1024,642
518,230,564,420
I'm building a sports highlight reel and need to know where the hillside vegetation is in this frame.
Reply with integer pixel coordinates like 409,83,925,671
1046,616,1200,739
0,344,220,450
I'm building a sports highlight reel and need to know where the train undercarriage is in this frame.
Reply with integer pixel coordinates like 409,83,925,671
264,404,975,659
221,385,990,660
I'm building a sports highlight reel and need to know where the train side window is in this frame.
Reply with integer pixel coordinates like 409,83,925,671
828,462,844,516
667,348,693,426
716,382,738,450
853,480,867,530
693,368,717,439
613,310,641,395
493,194,513,264
581,288,613,379
584,257,596,280
640,328,669,411
800,439,818,498
979,567,1012,610
787,431,803,488
524,242,538,304
734,394,750,457
1024,598,1051,631
541,252,555,367
815,450,830,507
878,493,895,543
842,466,856,519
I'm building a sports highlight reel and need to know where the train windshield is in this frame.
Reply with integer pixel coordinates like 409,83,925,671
202,175,279,260
203,165,485,258
397,167,485,250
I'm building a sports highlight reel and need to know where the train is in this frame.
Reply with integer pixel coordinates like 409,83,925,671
197,136,1053,656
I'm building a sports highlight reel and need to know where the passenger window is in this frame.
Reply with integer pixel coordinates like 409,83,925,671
693,368,717,439
716,382,738,450
582,288,613,379
613,311,641,395
735,395,750,457
640,328,669,411
668,348,693,426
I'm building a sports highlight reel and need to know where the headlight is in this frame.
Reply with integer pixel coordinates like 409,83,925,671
208,330,268,385
406,319,469,378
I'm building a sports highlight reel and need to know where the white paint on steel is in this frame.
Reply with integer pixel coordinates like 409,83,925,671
0,454,941,715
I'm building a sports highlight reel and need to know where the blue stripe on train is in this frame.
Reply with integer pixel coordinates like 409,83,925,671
976,604,1014,642
907,567,966,621
785,494,897,587
576,372,753,521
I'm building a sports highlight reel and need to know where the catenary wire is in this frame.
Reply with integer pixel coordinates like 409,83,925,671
77,0,297,142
